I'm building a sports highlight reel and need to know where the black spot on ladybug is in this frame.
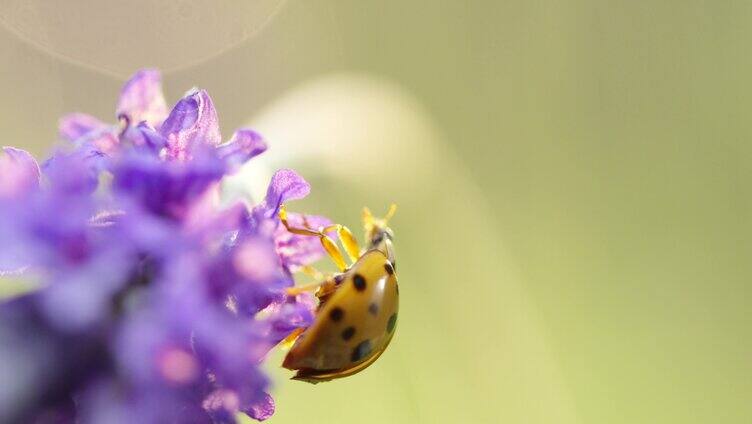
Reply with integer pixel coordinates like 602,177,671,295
329,307,344,322
387,313,397,333
353,274,367,291
368,303,379,316
341,326,356,341
351,340,372,362
384,262,394,275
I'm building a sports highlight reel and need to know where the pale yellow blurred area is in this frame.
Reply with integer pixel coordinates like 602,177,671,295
1,1,751,424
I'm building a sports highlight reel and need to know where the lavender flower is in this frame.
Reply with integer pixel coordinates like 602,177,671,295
0,70,324,423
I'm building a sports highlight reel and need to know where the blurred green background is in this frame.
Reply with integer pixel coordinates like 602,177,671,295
1,1,750,423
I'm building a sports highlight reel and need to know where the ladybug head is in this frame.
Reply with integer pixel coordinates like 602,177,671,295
362,204,396,260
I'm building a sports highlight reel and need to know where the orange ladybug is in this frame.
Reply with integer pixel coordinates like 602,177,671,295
278,204,398,383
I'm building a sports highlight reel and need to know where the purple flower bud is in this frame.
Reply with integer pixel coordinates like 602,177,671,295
116,69,169,128
161,89,222,160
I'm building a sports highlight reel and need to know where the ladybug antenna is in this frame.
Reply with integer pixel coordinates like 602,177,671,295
362,207,375,232
362,204,397,235
384,203,397,224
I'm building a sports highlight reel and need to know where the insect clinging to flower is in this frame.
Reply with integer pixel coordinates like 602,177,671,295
279,203,399,383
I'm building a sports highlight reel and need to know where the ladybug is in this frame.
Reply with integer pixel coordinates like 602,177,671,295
278,204,398,383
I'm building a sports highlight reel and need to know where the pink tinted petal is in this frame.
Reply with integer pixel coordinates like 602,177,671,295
201,386,276,422
203,389,246,422
58,113,108,142
116,69,168,127
59,113,119,155
161,89,222,160
88,130,119,155
234,238,281,282
243,392,275,421
156,347,199,384
217,129,267,173
0,147,40,198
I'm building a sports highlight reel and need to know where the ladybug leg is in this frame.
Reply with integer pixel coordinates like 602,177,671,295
279,204,348,271
297,208,360,264
320,224,361,264
279,327,305,349
285,265,329,296
286,281,325,296
313,279,339,302
285,277,338,300
299,264,324,281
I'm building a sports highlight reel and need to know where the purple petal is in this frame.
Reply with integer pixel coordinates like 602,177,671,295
0,179,105,274
232,238,286,284
111,150,225,219
161,89,222,160
116,69,168,128
216,129,267,173
262,295,316,346
202,390,241,423
29,403,77,424
211,236,292,316
121,122,168,153
243,392,275,421
43,147,105,195
0,147,40,198
0,208,33,273
184,201,247,238
253,169,311,221
58,113,109,142
80,381,212,424
38,250,132,333
266,169,311,206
